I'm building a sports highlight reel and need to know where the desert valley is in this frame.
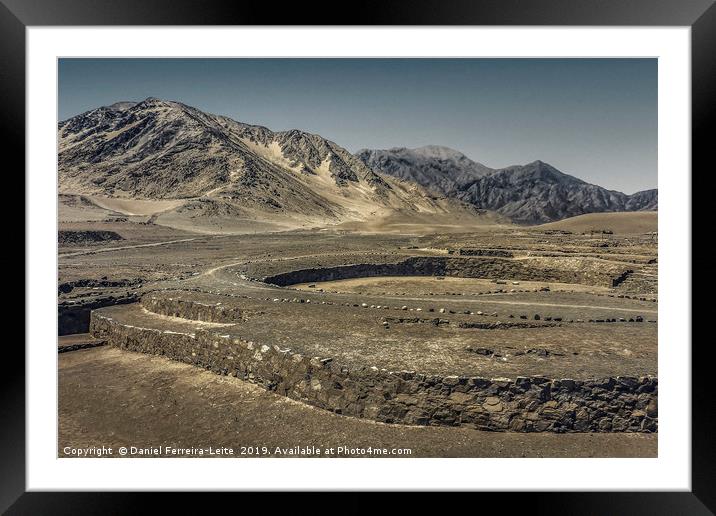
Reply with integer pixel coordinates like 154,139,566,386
58,98,658,457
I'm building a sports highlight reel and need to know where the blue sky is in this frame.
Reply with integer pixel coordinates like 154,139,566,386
59,58,657,194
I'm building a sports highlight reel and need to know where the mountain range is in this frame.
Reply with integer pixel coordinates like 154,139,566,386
58,98,492,231
58,98,656,229
356,146,657,224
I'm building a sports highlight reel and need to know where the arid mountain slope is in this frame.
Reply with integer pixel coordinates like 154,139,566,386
537,211,658,235
58,99,496,231
356,146,657,224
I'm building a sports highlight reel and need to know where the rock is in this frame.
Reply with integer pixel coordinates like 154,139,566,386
483,397,503,412
611,416,629,431
466,347,493,356
533,420,552,432
641,417,658,432
515,377,531,390
597,418,612,431
442,376,461,387
560,379,576,391
449,391,474,404
527,348,550,357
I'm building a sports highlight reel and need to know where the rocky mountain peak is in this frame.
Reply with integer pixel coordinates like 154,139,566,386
136,96,174,107
58,98,471,229
58,98,656,227
411,145,471,162
357,147,657,224
106,101,139,112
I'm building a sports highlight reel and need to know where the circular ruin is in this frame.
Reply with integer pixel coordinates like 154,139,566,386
90,250,658,433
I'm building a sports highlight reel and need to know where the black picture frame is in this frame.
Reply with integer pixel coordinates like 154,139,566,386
6,0,710,512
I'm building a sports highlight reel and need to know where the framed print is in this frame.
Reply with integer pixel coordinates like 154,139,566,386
7,0,711,511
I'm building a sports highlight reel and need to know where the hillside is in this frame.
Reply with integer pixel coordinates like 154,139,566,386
58,99,496,232
537,211,658,235
356,146,657,224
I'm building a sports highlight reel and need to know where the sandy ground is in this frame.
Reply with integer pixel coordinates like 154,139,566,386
293,276,614,296
86,196,186,217
114,285,655,379
58,346,657,458
538,211,657,235
57,214,658,458
335,211,513,236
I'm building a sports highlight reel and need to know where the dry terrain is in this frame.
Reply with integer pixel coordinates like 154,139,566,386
537,211,658,235
55,97,659,458
59,345,655,458
58,207,658,456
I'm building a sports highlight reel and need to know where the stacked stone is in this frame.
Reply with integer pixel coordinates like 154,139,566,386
90,308,657,434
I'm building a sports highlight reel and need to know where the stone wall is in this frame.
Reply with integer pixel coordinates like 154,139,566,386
456,249,514,257
262,256,623,289
58,293,138,335
611,269,635,288
141,295,251,323
58,229,123,245
90,307,657,433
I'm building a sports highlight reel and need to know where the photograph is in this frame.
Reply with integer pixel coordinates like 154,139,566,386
57,57,660,459
6,2,706,506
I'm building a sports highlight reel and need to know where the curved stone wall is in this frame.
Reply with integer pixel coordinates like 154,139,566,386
141,295,250,323
90,304,657,433
455,249,514,257
262,256,624,289
58,293,138,335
